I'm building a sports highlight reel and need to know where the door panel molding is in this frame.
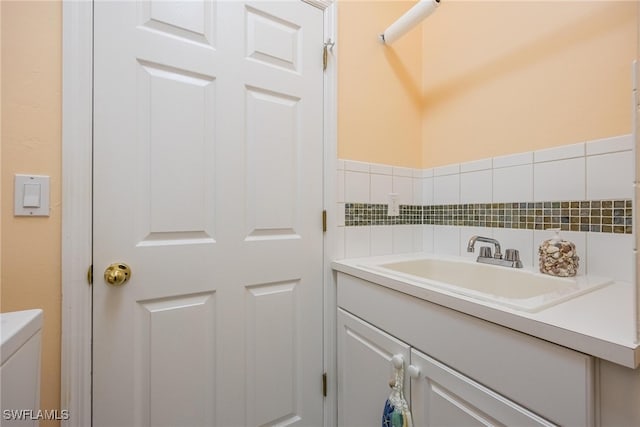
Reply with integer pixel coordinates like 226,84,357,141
61,1,336,427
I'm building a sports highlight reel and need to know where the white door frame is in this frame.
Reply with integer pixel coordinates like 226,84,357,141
60,1,337,426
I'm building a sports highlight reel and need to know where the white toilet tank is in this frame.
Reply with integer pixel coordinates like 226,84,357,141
0,309,43,427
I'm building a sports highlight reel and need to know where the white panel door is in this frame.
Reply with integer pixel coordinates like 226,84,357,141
410,349,556,427
93,1,324,426
337,309,411,427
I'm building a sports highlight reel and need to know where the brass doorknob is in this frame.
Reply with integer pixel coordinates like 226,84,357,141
104,263,132,286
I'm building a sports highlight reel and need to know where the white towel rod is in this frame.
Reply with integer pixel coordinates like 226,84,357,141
380,0,440,45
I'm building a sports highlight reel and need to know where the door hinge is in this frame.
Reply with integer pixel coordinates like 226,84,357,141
87,264,93,285
322,372,327,397
323,39,335,71
322,210,327,232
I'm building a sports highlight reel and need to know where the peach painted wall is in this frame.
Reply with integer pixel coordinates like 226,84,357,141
422,0,639,167
338,0,423,168
1,2,62,426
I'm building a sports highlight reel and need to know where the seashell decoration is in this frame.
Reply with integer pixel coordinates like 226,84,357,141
538,230,579,277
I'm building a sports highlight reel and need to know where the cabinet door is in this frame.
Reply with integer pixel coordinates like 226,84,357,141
337,309,411,427
410,348,556,427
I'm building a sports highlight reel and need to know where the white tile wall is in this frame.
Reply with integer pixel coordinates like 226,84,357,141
423,225,434,253
412,178,423,205
586,151,633,200
393,175,414,205
461,158,492,173
587,232,634,283
337,169,345,203
636,184,640,251
345,226,370,258
344,160,370,173
370,163,392,175
533,157,585,201
422,168,434,178
585,135,633,156
434,174,460,205
422,175,434,205
393,166,413,177
345,171,370,203
393,225,414,254
337,203,345,227
493,151,533,168
371,226,393,256
338,163,426,259
493,165,533,203
412,225,424,252
334,226,345,260
433,226,461,256
460,170,492,204
335,134,635,284
534,142,585,162
434,164,460,176
370,173,392,204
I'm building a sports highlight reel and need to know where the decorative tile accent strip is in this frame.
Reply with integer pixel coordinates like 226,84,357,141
345,204,423,226
344,200,632,234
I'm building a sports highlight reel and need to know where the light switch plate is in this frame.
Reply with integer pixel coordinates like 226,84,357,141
387,193,399,217
14,174,50,217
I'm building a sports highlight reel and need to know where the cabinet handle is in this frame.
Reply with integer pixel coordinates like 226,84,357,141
391,354,404,369
407,365,421,379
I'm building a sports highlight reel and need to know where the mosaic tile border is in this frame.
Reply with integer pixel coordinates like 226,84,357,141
345,204,423,226
344,200,633,234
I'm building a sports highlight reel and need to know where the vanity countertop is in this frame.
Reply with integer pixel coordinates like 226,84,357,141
332,253,640,368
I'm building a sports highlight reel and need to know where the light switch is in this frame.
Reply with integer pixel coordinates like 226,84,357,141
387,193,400,216
23,183,42,208
14,174,50,217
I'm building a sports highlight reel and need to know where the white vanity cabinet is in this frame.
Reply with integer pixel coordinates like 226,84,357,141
410,348,554,426
337,309,411,427
336,272,596,427
338,308,555,427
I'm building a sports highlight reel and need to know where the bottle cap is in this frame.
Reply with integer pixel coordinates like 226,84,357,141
546,228,561,243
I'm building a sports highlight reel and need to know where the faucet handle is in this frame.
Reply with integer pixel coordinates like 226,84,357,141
479,246,492,258
505,249,523,268
505,249,520,262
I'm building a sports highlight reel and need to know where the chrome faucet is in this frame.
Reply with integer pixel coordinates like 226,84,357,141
467,235,523,268
467,235,502,259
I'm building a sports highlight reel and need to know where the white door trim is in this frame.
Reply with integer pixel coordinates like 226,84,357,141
321,3,338,427
60,1,337,426
61,1,93,426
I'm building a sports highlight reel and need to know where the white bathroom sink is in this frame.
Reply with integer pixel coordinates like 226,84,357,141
1,309,43,365
1,309,43,423
368,257,612,312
